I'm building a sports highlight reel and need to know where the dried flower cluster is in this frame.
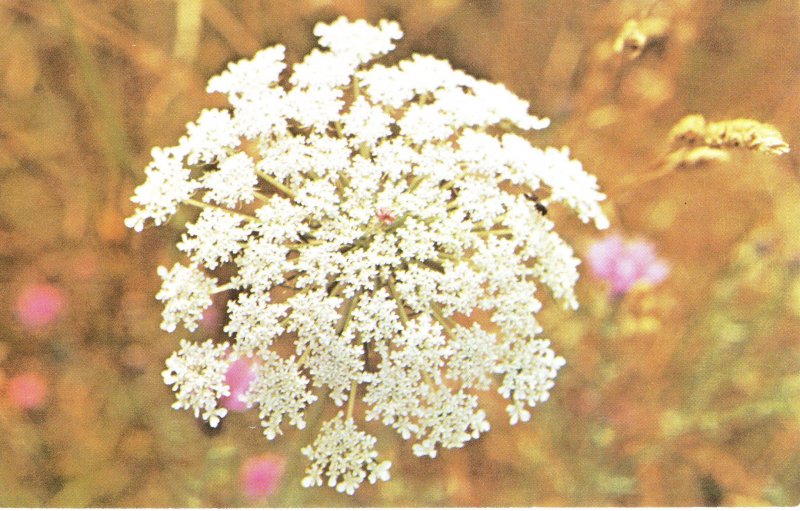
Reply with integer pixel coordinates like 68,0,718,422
126,17,608,493
669,114,790,162
613,17,669,60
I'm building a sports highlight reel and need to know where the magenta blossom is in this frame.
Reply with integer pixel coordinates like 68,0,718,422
14,283,66,329
587,234,669,295
198,299,221,331
240,454,285,500
6,371,48,410
221,357,257,412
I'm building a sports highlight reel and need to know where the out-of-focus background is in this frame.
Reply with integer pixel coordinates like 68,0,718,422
1,0,799,506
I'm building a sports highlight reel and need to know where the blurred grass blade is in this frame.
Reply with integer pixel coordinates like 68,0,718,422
174,0,204,64
53,0,133,179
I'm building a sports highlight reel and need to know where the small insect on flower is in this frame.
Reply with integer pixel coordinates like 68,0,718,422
524,192,548,216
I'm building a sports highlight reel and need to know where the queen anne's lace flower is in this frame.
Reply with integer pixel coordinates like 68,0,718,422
162,339,230,427
200,152,258,207
124,146,198,232
245,351,318,440
127,17,608,493
155,263,217,333
301,412,391,494
177,208,253,270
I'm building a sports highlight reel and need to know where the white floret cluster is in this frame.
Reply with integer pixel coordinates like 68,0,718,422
126,17,608,493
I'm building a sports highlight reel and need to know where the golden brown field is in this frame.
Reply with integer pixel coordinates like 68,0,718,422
0,0,799,506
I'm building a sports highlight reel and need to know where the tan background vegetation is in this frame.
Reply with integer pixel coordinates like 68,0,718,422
0,0,798,506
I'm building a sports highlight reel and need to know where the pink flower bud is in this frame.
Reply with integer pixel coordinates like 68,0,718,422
221,357,257,411
14,283,66,329
240,454,285,499
588,235,669,295
6,371,48,410
199,300,221,331
376,208,396,225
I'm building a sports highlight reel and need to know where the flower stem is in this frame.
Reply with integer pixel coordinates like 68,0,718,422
337,293,359,335
253,190,272,203
346,382,358,421
386,278,409,326
474,228,513,237
212,282,236,294
385,213,410,234
184,198,259,222
409,175,429,193
297,348,311,368
256,171,296,199
286,239,324,249
431,304,454,337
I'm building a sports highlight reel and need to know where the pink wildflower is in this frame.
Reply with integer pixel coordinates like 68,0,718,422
14,283,66,329
6,371,48,410
240,454,285,499
376,208,396,225
588,234,669,295
221,357,257,411
199,299,221,331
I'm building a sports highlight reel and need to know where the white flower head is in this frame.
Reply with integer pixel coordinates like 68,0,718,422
127,17,608,493
244,351,318,440
314,17,402,65
181,108,241,165
124,145,198,232
155,263,217,333
177,208,253,270
301,412,391,494
162,339,230,428
341,96,394,148
207,45,286,99
200,152,258,207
